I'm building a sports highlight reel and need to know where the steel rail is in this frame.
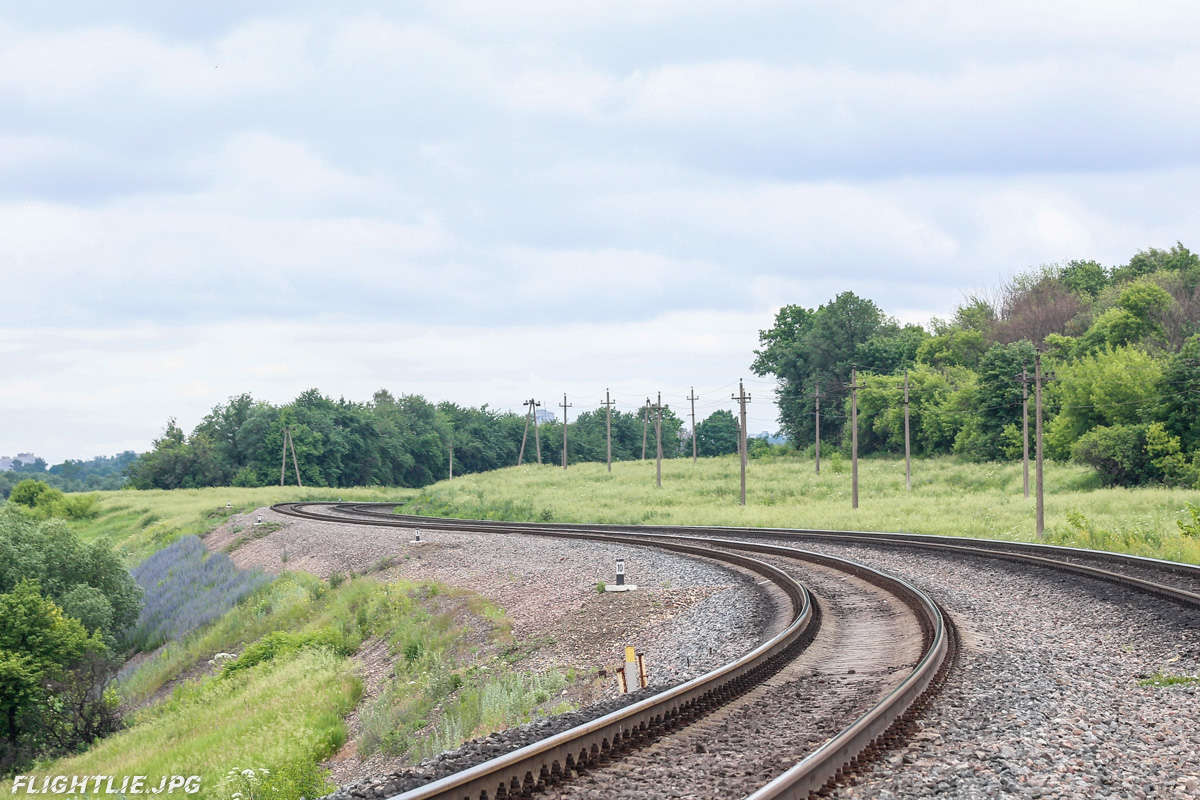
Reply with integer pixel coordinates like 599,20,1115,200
274,503,951,800
330,505,1200,609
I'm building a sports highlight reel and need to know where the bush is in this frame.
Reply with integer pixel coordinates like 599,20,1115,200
1071,424,1155,487
0,510,142,642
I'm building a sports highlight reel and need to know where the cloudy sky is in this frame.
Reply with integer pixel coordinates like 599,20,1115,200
4,1,1200,462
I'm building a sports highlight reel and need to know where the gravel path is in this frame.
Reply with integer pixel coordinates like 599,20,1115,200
749,537,1200,800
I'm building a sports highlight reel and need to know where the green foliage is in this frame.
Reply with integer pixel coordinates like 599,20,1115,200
1070,425,1154,487
0,509,142,642
1047,346,1164,459
0,580,118,772
954,342,1036,462
917,327,988,370
695,410,739,457
1177,503,1200,538
222,629,355,678
216,759,336,800
1138,671,1200,687
6,480,101,522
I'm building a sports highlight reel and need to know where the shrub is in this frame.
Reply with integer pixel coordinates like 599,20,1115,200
1071,424,1154,487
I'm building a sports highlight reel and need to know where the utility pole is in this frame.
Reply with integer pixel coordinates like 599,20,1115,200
1036,355,1046,537
517,399,537,466
279,425,302,488
846,366,861,509
641,399,650,460
280,425,288,486
687,387,699,464
601,390,615,473
1018,368,1031,499
560,394,572,470
814,383,823,474
532,399,542,465
732,380,751,506
653,392,664,488
448,438,454,480
903,370,912,492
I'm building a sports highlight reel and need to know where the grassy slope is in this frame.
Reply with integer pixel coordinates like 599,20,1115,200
70,485,414,563
403,454,1200,564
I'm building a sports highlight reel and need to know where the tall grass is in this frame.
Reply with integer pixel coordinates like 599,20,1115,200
69,485,413,564
29,649,361,800
402,455,1200,564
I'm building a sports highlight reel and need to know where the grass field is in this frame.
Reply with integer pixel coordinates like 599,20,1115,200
70,485,415,563
403,454,1200,565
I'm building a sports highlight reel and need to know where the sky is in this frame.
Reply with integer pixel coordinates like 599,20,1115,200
4,1,1200,462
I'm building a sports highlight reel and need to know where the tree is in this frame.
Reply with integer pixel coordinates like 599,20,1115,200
1046,346,1163,458
1156,335,1200,452
752,292,888,446
695,410,739,457
0,579,109,772
954,341,1036,462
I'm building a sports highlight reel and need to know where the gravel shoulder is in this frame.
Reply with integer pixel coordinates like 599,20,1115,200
752,537,1200,800
203,509,780,792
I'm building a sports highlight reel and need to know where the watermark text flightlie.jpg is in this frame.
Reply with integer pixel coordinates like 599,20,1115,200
11,776,201,795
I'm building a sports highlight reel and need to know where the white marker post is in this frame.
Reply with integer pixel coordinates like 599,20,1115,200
604,558,637,592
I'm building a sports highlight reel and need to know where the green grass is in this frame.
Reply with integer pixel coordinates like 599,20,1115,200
402,454,1200,564
65,485,413,563
1138,671,1200,687
9,575,522,798
26,649,360,800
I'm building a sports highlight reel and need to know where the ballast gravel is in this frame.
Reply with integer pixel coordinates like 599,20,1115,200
207,510,779,794
759,538,1200,800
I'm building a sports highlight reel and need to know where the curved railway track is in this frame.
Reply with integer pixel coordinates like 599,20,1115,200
276,503,1200,796
276,503,952,800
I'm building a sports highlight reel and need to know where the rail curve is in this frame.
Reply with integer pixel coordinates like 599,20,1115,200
274,503,952,800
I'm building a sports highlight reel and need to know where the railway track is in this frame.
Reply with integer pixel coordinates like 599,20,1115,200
275,503,952,800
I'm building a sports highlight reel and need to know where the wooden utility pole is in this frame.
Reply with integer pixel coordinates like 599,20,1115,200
601,390,615,473
1035,354,1046,537
560,394,572,470
653,392,664,488
1020,368,1031,499
517,399,537,466
732,380,751,506
448,438,454,480
846,367,861,509
280,425,288,486
532,399,542,465
814,382,823,474
687,387,699,464
279,425,302,487
641,399,651,460
903,370,912,492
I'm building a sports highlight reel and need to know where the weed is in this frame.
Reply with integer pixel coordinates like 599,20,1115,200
595,581,606,593
1138,671,1200,687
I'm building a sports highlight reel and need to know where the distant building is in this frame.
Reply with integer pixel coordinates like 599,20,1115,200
535,409,557,424
0,453,39,472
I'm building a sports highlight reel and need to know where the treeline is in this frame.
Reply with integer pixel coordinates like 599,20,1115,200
127,390,743,491
0,452,137,499
753,242,1200,487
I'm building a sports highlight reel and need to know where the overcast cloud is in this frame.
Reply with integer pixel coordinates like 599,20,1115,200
4,1,1200,461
